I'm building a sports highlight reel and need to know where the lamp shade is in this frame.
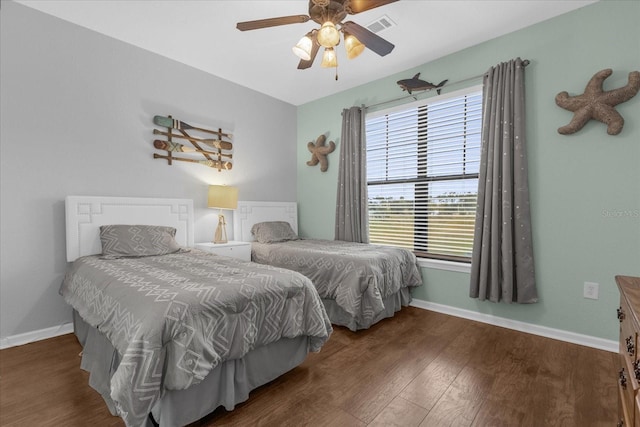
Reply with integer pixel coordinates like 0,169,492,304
344,33,365,59
292,34,313,60
321,47,337,68
317,21,340,48
208,185,238,210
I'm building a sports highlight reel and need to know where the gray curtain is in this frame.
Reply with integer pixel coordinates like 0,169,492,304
469,58,538,303
335,106,369,243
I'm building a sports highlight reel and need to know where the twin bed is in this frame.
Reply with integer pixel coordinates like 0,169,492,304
62,196,421,427
62,196,331,427
234,201,423,331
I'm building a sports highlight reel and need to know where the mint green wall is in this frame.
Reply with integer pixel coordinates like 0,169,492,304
297,1,640,341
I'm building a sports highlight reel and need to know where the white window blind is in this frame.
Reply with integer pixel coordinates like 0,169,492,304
366,86,482,261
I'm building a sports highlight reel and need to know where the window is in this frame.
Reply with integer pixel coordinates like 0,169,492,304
365,86,482,262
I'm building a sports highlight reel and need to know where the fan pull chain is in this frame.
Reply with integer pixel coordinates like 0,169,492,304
335,63,339,81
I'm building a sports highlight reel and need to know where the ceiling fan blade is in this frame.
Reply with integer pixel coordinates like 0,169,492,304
347,0,399,14
298,37,321,70
236,15,310,31
341,21,394,56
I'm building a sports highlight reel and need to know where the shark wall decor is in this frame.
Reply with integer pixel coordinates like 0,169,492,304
397,73,448,95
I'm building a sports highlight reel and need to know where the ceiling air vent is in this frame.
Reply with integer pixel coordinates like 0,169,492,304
366,15,396,34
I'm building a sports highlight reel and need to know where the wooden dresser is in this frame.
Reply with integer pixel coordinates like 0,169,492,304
617,275,640,427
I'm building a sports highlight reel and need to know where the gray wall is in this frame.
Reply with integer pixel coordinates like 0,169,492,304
0,2,298,339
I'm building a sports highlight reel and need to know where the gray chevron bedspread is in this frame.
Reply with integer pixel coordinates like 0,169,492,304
251,239,422,330
60,250,332,427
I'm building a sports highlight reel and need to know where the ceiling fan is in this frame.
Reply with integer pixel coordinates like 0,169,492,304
236,0,398,77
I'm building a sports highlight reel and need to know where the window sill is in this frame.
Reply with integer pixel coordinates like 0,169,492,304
417,257,471,273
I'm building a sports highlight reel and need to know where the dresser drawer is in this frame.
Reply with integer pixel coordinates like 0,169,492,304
621,297,638,361
619,360,635,426
618,276,640,427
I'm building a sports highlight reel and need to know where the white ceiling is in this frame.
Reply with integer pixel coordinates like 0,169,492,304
16,0,596,106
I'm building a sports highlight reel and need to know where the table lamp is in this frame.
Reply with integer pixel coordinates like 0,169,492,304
208,185,238,244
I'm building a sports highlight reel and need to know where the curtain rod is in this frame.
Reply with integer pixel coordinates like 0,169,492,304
364,59,530,111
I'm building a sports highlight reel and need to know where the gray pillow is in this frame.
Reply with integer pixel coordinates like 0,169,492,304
100,224,182,258
251,221,299,243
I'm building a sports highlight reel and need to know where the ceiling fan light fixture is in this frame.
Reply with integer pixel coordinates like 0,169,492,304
317,21,340,48
236,0,397,78
321,47,338,68
292,34,313,60
344,32,365,59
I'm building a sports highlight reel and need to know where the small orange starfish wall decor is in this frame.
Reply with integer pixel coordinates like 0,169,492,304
555,69,640,135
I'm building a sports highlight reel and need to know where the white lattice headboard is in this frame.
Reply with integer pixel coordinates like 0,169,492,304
233,201,298,242
65,196,194,262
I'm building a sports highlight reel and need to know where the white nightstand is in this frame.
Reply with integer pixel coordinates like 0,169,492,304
195,241,251,262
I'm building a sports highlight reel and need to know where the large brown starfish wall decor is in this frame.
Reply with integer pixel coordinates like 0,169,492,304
555,69,640,135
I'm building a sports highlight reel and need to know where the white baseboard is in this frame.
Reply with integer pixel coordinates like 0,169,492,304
0,322,74,350
410,299,618,353
1,302,619,353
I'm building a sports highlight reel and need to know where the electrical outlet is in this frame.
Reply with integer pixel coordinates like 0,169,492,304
584,282,599,300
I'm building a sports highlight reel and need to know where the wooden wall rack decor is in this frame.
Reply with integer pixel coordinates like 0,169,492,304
152,115,233,171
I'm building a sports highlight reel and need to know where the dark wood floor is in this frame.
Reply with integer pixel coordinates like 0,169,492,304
0,307,617,426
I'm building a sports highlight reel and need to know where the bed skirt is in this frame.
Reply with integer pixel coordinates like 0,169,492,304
73,310,309,427
321,287,412,331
